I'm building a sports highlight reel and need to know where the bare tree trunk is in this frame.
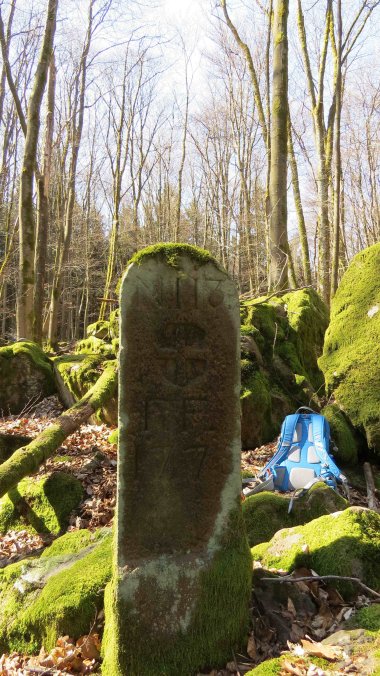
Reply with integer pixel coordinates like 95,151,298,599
47,0,93,348
268,0,289,291
34,52,56,342
17,0,58,339
331,0,342,298
288,116,312,285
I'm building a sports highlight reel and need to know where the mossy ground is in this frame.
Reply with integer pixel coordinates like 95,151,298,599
242,483,348,547
240,289,328,449
0,528,112,653
74,336,114,357
0,472,83,535
319,243,380,453
102,507,252,676
251,507,380,598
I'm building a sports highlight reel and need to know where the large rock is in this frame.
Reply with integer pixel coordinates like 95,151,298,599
319,243,380,453
103,243,252,676
0,528,111,654
241,289,328,449
53,354,117,425
242,482,348,547
0,472,83,535
251,506,380,599
0,342,55,415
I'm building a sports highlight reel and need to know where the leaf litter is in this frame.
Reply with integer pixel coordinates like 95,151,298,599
0,401,378,674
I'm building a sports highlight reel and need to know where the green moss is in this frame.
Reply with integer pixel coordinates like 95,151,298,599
319,243,380,452
128,242,220,269
108,428,118,445
109,309,119,339
74,336,114,356
53,355,117,425
0,472,83,535
240,289,328,449
102,506,252,676
350,605,380,633
86,320,111,340
251,506,380,598
0,342,55,413
322,404,358,464
0,528,112,653
246,658,281,675
242,483,347,547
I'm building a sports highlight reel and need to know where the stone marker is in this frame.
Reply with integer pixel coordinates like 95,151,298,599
102,244,251,676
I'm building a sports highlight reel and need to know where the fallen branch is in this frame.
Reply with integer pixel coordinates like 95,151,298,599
260,574,380,599
363,462,379,513
0,360,117,499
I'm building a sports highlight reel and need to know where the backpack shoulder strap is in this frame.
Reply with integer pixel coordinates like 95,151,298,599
260,413,300,477
311,414,341,479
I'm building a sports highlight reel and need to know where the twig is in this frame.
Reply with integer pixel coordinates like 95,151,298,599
363,462,379,513
260,574,380,599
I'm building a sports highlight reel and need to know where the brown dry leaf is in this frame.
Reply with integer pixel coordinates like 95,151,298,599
247,634,256,659
77,633,101,660
287,598,297,617
300,639,341,660
281,659,306,675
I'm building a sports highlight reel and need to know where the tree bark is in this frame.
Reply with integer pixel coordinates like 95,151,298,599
17,0,58,340
268,0,289,291
0,360,117,499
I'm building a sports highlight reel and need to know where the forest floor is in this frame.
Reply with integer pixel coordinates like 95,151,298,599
0,396,378,675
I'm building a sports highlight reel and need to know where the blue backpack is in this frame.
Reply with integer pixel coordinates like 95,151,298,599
258,407,347,492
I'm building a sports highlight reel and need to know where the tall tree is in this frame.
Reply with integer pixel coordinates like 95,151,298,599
268,0,289,290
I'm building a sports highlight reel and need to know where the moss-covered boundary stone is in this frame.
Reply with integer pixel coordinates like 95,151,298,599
103,244,252,676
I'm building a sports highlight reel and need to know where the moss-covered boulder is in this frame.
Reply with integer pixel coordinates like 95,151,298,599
319,243,380,454
243,483,348,547
0,528,112,653
86,320,111,341
241,289,328,449
0,342,55,415
53,354,117,425
74,335,114,357
321,404,358,464
251,506,380,598
0,472,83,535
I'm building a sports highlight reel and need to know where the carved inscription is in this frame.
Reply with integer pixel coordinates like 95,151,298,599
119,252,240,556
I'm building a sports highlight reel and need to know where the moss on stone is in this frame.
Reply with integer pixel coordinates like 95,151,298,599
0,528,112,653
319,243,380,453
74,336,114,357
322,404,358,464
0,472,83,535
246,658,282,675
128,242,220,270
251,506,380,598
0,341,55,414
86,320,111,341
109,309,119,339
242,483,348,547
240,289,328,449
102,506,252,676
107,428,118,445
53,355,117,425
